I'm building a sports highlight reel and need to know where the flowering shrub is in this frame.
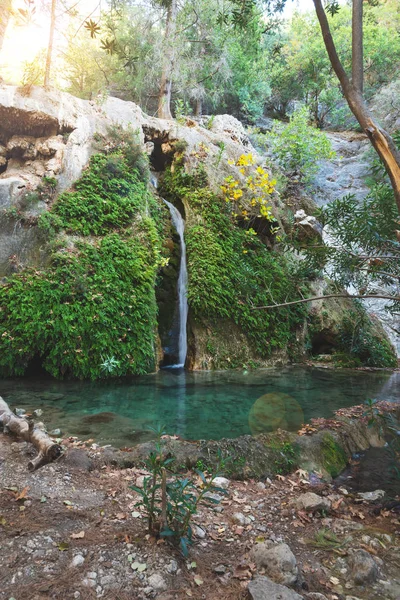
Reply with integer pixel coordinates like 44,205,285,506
221,153,277,227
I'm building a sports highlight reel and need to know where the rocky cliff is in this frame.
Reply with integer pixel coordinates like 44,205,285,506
0,85,396,378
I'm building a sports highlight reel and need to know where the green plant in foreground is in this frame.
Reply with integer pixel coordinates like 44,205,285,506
131,427,227,556
100,355,121,375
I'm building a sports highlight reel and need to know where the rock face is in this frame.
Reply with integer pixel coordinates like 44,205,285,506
248,576,304,600
250,541,299,586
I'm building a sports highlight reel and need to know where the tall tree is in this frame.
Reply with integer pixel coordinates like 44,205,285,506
311,0,400,215
158,0,178,119
352,0,363,93
44,0,57,88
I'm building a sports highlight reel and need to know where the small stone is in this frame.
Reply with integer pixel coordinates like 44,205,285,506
250,541,298,586
33,409,43,417
166,560,178,574
248,576,303,600
50,428,61,436
204,492,224,503
232,512,251,526
296,492,331,513
147,573,167,591
212,476,230,490
193,525,206,539
213,564,227,575
73,593,81,599
358,490,385,502
71,555,85,568
256,482,266,491
348,549,379,585
14,408,26,416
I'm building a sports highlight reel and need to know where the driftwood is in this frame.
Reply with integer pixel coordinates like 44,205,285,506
0,396,62,471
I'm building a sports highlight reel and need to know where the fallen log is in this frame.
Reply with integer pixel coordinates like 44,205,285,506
0,396,62,471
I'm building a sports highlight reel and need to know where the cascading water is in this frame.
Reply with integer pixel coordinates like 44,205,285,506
163,200,188,367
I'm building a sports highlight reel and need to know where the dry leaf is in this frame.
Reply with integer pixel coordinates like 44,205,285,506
70,531,85,539
15,487,29,501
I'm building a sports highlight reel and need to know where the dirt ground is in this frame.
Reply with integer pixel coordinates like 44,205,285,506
1,431,400,600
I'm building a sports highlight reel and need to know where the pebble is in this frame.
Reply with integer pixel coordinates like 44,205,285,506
232,512,251,526
193,525,206,539
71,554,85,568
166,560,178,574
256,482,266,491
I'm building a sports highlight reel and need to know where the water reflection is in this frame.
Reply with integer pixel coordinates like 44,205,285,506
0,367,399,447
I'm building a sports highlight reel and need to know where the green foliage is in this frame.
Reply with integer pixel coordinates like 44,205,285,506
0,232,160,379
38,153,156,237
336,308,397,369
131,427,226,555
271,441,299,475
0,141,164,379
297,184,400,319
320,434,347,478
161,165,308,359
267,107,335,183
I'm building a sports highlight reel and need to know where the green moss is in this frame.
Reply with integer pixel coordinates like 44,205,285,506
0,145,165,379
320,434,347,477
162,165,308,359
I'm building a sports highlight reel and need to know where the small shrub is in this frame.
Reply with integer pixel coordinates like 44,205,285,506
267,106,335,183
131,427,226,555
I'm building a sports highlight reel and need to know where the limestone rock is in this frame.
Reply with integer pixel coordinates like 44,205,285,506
208,114,249,145
0,177,26,208
357,490,385,502
248,576,303,600
250,541,298,586
36,135,64,157
212,476,230,490
296,492,331,513
294,209,323,241
7,135,37,159
348,549,379,585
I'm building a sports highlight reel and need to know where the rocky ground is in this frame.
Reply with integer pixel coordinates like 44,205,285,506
1,429,400,600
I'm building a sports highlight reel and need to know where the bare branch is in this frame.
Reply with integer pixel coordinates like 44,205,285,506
252,294,400,310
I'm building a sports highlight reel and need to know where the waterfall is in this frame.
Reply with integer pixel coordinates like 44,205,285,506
164,200,188,367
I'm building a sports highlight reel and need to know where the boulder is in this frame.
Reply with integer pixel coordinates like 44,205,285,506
248,576,303,600
293,209,323,242
208,114,249,145
250,541,298,586
347,549,379,585
295,492,331,513
357,490,385,502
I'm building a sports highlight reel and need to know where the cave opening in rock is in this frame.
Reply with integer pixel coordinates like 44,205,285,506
311,332,336,355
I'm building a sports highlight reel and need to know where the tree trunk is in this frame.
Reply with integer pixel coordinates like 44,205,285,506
312,0,400,215
157,0,178,119
0,0,12,52
195,98,202,117
44,0,57,89
352,0,363,93
0,397,62,471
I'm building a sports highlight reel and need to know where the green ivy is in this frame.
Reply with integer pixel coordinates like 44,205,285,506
0,147,164,379
162,166,308,358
